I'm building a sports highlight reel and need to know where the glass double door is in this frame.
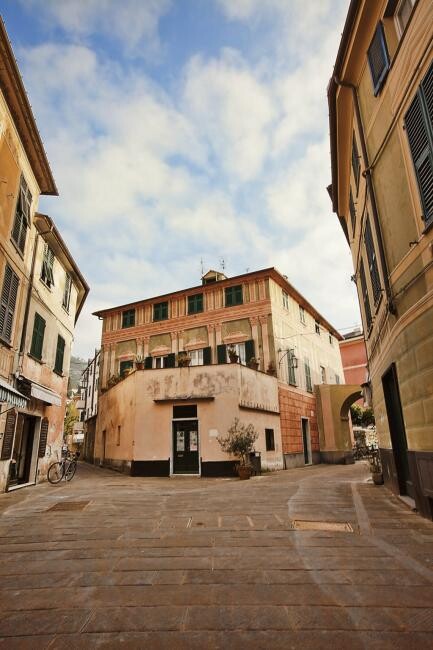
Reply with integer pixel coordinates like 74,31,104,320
9,415,37,486
172,420,199,474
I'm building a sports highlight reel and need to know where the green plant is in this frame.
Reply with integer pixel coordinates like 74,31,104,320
227,345,239,362
247,356,260,369
369,449,382,474
217,417,258,467
350,403,363,425
177,352,191,367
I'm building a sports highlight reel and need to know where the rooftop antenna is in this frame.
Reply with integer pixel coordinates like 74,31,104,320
220,257,226,272
200,258,204,275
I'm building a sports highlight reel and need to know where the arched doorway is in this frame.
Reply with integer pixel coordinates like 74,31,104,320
316,384,363,463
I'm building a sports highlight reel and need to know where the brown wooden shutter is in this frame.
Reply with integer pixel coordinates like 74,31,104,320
1,409,17,460
38,417,49,458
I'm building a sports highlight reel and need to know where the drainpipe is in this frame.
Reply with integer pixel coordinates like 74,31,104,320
334,76,396,315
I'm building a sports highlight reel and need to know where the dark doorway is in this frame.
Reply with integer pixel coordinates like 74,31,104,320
301,417,312,465
172,420,199,474
9,415,37,486
382,364,414,498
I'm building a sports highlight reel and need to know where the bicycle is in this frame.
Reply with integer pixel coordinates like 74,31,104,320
47,451,79,484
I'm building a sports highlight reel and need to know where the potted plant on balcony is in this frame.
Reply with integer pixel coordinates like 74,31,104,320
247,356,260,371
217,417,258,480
177,351,192,367
227,345,239,363
135,354,145,370
369,449,383,485
266,361,277,376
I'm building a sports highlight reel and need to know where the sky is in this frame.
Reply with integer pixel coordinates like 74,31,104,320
2,0,361,360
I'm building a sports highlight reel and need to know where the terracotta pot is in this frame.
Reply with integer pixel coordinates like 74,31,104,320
371,471,384,485
238,465,252,480
135,362,144,370
229,355,239,364
249,362,259,371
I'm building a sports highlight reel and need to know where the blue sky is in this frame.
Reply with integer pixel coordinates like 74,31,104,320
2,0,360,359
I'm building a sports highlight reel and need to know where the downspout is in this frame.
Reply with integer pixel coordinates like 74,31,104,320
334,76,396,315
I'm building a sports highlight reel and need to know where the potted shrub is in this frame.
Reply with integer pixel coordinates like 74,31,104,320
266,361,277,376
227,345,239,363
177,352,192,367
135,354,145,370
369,449,383,485
217,417,258,480
247,356,260,371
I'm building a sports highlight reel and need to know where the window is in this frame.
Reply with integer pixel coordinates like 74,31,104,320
320,366,326,383
0,264,19,344
364,217,382,304
265,429,275,452
153,355,167,369
225,285,243,307
349,187,356,234
329,334,333,345
188,293,203,315
367,22,390,96
226,342,246,365
189,349,203,366
287,351,296,386
404,62,433,228
11,176,32,254
352,134,361,192
119,360,133,376
173,405,197,419
117,425,121,446
305,360,313,393
315,321,320,335
282,291,289,309
54,335,65,375
62,273,72,311
122,309,135,328
154,301,168,321
40,243,55,288
360,260,372,329
395,0,414,36
299,306,306,324
335,374,341,385
30,312,46,360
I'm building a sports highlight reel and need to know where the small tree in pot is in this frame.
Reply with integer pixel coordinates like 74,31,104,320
217,417,258,480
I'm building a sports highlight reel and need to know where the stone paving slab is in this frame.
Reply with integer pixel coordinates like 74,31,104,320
0,461,432,648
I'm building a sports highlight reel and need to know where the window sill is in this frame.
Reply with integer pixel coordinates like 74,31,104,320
40,279,53,291
422,219,433,236
0,336,12,349
27,353,44,364
53,369,64,377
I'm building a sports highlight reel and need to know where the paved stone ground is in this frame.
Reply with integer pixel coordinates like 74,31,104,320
0,462,433,649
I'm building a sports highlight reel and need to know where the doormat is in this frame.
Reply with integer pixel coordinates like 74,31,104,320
289,520,353,532
47,501,90,512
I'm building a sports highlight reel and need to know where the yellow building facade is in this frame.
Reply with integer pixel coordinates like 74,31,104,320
328,0,433,518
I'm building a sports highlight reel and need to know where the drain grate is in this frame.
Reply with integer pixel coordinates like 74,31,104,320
289,520,353,532
47,501,90,512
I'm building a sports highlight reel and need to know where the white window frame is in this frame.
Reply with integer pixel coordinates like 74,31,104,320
189,349,204,366
227,342,246,365
153,355,167,369
299,306,306,325
395,0,414,38
282,291,289,310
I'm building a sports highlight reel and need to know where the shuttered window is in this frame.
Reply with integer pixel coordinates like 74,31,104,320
352,135,361,192
54,335,65,375
188,293,203,314
349,187,356,234
0,265,19,344
360,260,372,329
0,410,17,460
122,309,135,328
40,243,55,288
305,360,313,393
62,273,72,311
265,429,275,451
38,418,49,458
287,351,296,386
367,22,390,96
119,360,133,376
11,176,32,254
225,285,243,307
404,62,433,228
153,301,168,321
30,312,46,360
364,217,382,304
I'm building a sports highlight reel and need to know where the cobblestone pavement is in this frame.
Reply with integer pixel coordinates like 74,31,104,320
0,462,433,649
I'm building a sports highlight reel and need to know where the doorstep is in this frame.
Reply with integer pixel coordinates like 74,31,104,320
7,481,36,492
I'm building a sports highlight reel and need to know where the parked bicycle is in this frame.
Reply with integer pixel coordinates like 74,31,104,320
47,451,80,484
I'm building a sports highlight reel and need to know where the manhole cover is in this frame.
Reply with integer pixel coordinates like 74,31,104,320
289,520,353,532
47,501,90,512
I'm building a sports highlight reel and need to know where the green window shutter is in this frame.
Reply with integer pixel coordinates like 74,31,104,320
367,22,390,96
245,339,255,363
288,353,296,386
122,309,135,328
62,274,72,310
154,301,168,321
165,353,175,368
217,344,227,364
30,313,45,359
405,64,433,227
1,410,17,460
364,218,381,304
38,417,49,458
359,260,372,329
144,356,152,369
119,360,133,376
225,287,233,307
0,265,19,343
188,294,203,314
235,285,243,304
54,335,65,374
203,346,212,365
305,361,313,393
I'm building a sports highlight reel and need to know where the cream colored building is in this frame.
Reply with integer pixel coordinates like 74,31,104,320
0,18,88,492
328,0,433,518
92,268,345,475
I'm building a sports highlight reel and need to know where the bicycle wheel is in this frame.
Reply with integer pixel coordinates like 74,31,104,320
47,461,64,484
65,461,77,481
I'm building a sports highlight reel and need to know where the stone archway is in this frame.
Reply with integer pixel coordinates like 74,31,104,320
315,384,363,463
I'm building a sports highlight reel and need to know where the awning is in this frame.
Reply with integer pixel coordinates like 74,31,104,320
29,381,62,406
0,376,28,409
